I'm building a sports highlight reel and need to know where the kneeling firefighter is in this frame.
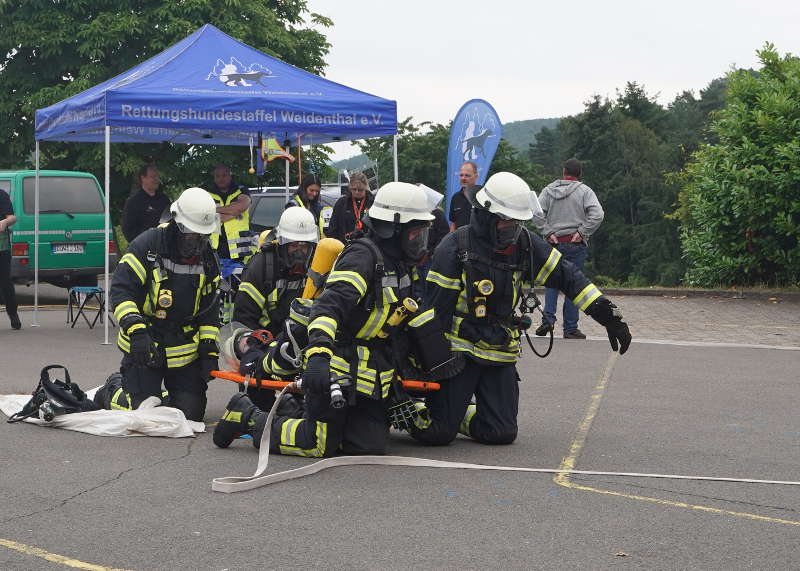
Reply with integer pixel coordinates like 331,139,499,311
227,207,319,409
95,188,221,422
213,181,450,455
409,172,632,446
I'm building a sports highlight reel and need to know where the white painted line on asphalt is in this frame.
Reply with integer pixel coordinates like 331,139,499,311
582,336,799,351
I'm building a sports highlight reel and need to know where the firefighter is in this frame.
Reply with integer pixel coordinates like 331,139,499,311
228,207,318,410
213,182,439,455
408,172,632,446
96,188,221,422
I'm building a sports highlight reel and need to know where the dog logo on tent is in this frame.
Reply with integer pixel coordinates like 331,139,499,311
206,57,274,87
458,110,498,161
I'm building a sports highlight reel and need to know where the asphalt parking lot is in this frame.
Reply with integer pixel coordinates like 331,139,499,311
1,286,799,569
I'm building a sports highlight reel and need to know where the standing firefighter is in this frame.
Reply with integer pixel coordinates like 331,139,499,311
228,207,319,410
96,188,221,422
213,182,439,456
409,172,632,446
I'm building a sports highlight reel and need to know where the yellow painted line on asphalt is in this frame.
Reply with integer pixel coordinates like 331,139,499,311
554,352,800,527
0,538,130,570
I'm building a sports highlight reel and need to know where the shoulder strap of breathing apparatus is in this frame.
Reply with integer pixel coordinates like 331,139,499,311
344,236,385,310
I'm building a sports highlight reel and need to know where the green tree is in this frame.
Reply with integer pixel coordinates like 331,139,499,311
0,1,332,219
676,44,800,287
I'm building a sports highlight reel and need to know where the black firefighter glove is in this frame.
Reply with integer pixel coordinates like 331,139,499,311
129,329,155,367
585,297,632,354
198,341,219,381
302,352,331,394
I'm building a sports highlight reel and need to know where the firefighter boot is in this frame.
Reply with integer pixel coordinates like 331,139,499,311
213,393,262,448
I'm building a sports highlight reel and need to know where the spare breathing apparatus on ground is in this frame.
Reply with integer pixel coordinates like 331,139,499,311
7,365,99,423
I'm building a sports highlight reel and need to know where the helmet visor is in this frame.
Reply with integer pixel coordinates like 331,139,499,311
493,218,521,249
281,241,315,274
177,231,210,258
401,223,430,265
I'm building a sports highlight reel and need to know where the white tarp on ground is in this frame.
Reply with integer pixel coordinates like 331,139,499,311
0,392,204,437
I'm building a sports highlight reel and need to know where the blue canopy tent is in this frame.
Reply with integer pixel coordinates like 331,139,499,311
33,24,398,343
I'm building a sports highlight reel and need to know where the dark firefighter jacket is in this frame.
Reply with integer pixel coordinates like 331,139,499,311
327,191,374,242
233,244,305,333
425,223,602,365
305,237,428,401
112,226,221,368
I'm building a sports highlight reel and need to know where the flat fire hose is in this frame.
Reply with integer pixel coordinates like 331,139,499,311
211,356,800,493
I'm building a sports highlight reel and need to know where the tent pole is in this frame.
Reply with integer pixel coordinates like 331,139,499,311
393,135,398,181
285,159,290,202
103,126,110,345
32,141,40,327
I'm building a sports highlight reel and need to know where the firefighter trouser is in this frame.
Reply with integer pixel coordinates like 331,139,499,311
253,393,390,457
120,354,208,422
409,357,519,446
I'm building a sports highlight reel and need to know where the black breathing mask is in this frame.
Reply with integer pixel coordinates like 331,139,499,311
400,222,430,265
491,216,521,250
177,230,210,258
279,241,314,274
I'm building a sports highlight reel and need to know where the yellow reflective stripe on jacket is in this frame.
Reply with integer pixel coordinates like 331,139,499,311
408,308,435,328
199,325,219,342
427,270,461,291
120,253,147,285
535,248,562,285
308,316,337,340
113,300,140,323
239,281,265,309
355,291,391,340
573,283,602,311
448,335,519,364
167,353,198,368
326,270,368,297
193,274,206,315
379,370,393,399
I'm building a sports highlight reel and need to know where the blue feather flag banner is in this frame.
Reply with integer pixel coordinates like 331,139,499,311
445,99,502,218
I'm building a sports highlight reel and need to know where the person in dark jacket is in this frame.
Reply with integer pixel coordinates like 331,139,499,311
121,165,171,244
0,188,20,329
448,161,479,230
409,172,631,447
286,174,328,236
213,182,442,456
327,172,374,242
96,188,221,422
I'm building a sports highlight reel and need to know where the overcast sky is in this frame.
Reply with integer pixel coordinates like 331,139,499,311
307,0,799,159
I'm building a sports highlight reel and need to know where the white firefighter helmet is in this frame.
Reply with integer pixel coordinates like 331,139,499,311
276,207,319,244
170,187,219,234
368,182,436,224
474,172,541,221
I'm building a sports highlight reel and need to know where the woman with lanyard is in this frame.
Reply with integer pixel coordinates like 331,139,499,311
327,172,374,242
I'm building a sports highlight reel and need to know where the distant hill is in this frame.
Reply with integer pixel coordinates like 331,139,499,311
331,117,561,170
502,118,561,155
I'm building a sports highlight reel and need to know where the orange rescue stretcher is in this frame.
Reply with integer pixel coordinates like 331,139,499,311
211,370,440,392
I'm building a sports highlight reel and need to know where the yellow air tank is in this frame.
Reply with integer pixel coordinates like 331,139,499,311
302,237,345,298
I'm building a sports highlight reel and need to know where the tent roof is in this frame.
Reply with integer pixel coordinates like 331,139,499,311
35,24,397,146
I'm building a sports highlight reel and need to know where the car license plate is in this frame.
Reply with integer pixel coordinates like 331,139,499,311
52,243,85,254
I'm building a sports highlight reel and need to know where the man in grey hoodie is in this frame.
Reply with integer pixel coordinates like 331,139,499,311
532,158,604,339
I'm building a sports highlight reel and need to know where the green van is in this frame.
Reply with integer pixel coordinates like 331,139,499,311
0,170,118,288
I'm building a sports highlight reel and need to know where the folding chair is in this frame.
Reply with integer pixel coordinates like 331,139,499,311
67,286,115,329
